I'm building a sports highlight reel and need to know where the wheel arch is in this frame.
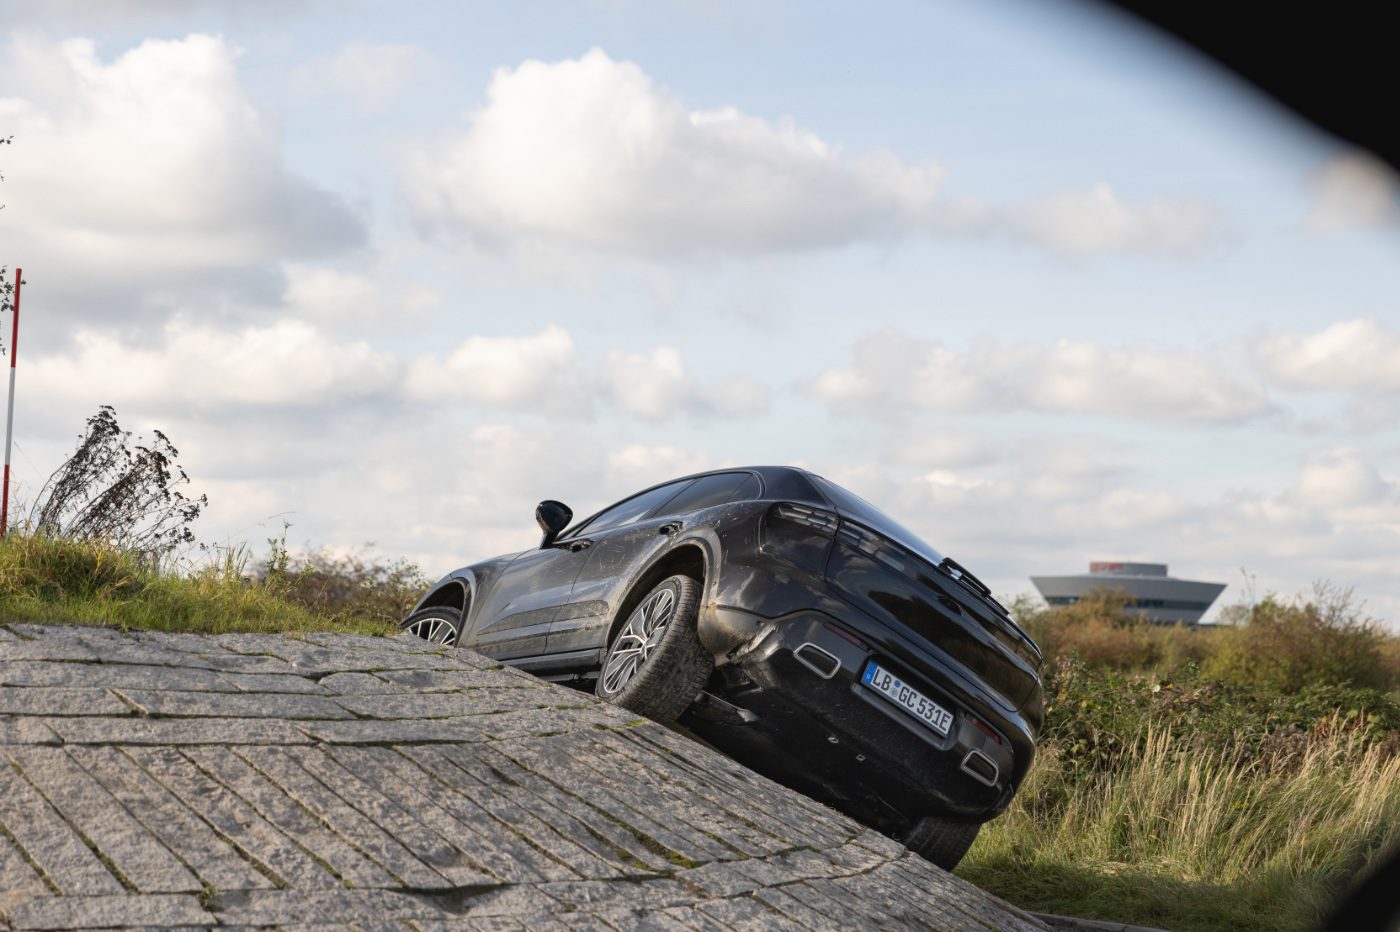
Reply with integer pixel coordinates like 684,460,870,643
411,576,473,624
604,542,711,648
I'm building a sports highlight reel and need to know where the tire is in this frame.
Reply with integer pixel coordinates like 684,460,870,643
399,606,463,647
595,574,712,723
903,815,981,871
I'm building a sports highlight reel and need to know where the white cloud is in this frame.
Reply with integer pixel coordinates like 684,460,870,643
1010,183,1215,256
404,48,944,257
1294,448,1394,510
809,330,1273,424
1256,318,1400,394
292,42,436,111
25,318,397,412
403,327,769,421
605,444,717,492
1306,151,1400,231
283,264,440,325
601,346,770,419
401,325,589,413
0,34,361,324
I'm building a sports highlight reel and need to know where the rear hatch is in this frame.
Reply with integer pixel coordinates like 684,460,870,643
810,476,1042,711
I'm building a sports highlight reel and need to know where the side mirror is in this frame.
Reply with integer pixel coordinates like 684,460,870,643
535,500,573,549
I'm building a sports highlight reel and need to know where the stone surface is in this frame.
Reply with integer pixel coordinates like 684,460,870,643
0,624,1046,930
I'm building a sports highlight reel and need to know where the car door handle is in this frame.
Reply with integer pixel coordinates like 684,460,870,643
568,539,593,552
658,522,681,536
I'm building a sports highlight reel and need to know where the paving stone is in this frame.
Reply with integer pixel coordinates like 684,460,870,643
443,743,677,876
405,745,630,879
3,893,211,929
130,746,340,890
318,671,411,695
300,719,489,745
0,661,234,691
327,745,576,884
287,745,499,887
373,669,541,693
114,688,353,719
197,653,300,675
0,832,51,901
0,714,60,745
182,745,397,890
6,747,201,894
676,863,763,898
474,706,620,740
0,687,129,716
0,626,1045,932
47,715,311,745
0,758,124,895
0,637,104,662
206,888,455,925
71,746,273,893
333,691,570,720
696,893,796,931
500,734,740,864
236,745,456,890
216,671,330,694
749,885,846,928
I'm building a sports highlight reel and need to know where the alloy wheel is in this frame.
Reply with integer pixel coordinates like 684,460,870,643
407,615,459,645
601,586,676,694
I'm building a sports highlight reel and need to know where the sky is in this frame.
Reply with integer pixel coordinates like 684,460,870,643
1,0,1398,626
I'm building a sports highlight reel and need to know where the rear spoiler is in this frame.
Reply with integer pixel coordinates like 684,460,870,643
939,556,989,596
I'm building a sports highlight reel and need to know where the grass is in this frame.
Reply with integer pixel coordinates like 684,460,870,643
960,727,1400,931
0,531,400,636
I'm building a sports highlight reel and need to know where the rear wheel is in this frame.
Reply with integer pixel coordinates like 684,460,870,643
903,815,981,870
595,575,712,723
399,606,462,647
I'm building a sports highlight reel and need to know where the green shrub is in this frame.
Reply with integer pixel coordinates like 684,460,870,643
1043,659,1400,786
1206,585,1390,692
263,546,431,627
1011,588,1211,677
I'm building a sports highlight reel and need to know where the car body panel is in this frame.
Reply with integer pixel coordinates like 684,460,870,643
408,464,1043,832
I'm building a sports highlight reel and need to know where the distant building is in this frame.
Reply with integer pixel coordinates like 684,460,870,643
1030,562,1226,625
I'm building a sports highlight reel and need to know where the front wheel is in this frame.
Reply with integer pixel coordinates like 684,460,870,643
903,815,981,870
595,575,712,723
399,606,462,647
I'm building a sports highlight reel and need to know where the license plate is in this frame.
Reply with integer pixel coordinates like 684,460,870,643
862,662,954,736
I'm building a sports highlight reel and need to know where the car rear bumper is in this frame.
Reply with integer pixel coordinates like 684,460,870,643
682,609,1034,833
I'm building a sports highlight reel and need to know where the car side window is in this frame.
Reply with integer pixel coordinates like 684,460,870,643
728,473,761,503
571,480,695,537
654,472,755,517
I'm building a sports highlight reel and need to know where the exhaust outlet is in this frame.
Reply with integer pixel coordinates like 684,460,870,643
794,642,841,679
960,748,999,787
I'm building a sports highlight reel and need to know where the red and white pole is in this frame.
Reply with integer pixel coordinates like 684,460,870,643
1,267,21,538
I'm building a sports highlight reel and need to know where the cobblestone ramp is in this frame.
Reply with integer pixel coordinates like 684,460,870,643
0,624,1045,930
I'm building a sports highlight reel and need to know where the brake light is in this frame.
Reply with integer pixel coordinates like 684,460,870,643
971,717,1003,745
772,503,839,533
822,621,864,647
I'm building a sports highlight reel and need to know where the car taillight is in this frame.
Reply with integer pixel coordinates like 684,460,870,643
772,502,839,532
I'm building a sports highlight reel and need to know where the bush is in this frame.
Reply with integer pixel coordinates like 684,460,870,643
1011,588,1211,676
1042,659,1400,786
262,544,431,627
26,406,205,561
1206,584,1390,692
